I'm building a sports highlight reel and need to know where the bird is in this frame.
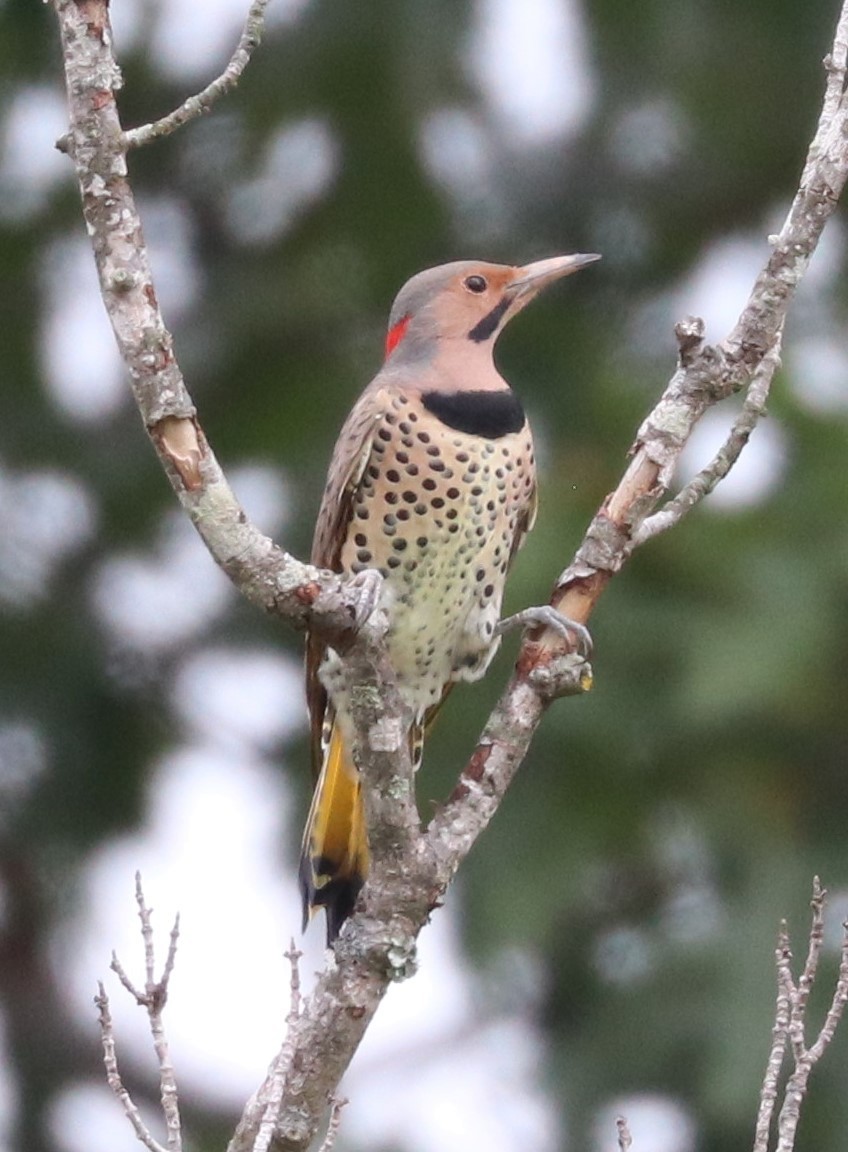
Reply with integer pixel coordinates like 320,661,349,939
300,253,600,943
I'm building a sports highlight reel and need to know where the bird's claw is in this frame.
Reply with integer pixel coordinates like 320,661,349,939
346,568,384,630
497,604,593,657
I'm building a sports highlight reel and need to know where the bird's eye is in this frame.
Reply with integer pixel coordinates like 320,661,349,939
464,275,488,294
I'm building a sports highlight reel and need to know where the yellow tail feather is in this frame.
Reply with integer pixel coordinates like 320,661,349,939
299,721,370,943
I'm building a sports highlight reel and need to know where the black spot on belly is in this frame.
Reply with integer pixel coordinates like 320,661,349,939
421,390,525,439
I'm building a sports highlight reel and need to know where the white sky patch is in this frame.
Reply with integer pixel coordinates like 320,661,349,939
225,118,339,246
172,647,304,753
106,2,141,55
50,1082,160,1152
789,335,848,413
0,86,70,222
230,461,291,535
90,509,234,652
135,195,200,323
593,203,653,271
349,1004,558,1152
628,232,768,361
800,214,845,292
469,0,595,145
419,107,496,198
594,1095,696,1152
0,463,97,608
610,98,689,176
677,406,787,509
90,462,288,654
346,920,557,1152
784,218,848,412
672,234,765,339
40,235,127,424
0,723,48,838
821,889,848,953
145,0,313,81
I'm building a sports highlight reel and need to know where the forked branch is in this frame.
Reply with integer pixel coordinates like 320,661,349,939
97,875,182,1152
124,0,272,149
754,879,848,1152
50,0,848,1149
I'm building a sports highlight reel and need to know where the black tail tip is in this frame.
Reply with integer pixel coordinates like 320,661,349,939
299,860,364,946
323,880,362,945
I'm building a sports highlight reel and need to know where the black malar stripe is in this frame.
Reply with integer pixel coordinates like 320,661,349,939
467,294,512,343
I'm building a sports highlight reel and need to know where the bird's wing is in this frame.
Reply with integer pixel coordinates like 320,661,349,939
305,387,388,777
508,474,538,566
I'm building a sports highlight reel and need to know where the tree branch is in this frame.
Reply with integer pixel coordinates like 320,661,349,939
51,0,848,1149
98,875,182,1152
634,332,782,545
753,879,848,1152
123,0,273,150
754,923,792,1152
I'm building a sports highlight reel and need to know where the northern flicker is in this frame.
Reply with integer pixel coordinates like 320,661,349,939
301,254,599,942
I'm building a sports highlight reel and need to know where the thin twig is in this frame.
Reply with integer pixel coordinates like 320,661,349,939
95,982,169,1152
809,1,848,177
137,877,182,1152
753,923,792,1152
123,0,273,149
249,943,305,1152
285,941,303,1021
751,879,848,1152
634,332,782,546
793,878,827,1049
807,917,848,1062
317,1096,348,1152
616,1115,633,1152
109,876,183,1152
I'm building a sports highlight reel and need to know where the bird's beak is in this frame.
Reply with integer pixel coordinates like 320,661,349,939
507,252,601,300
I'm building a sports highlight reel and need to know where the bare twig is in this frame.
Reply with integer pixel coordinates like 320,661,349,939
616,1115,633,1152
95,982,169,1152
753,924,792,1152
108,875,183,1152
285,941,302,1020
249,944,304,1152
790,878,827,1060
123,0,273,149
753,880,848,1152
809,2,848,176
317,1097,348,1152
634,333,782,545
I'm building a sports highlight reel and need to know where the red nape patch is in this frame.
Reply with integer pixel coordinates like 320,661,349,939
385,314,410,359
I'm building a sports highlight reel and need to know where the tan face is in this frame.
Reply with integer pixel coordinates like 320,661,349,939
427,254,600,342
427,263,523,341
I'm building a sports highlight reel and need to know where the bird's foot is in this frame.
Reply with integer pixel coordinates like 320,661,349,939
345,568,384,630
497,604,592,657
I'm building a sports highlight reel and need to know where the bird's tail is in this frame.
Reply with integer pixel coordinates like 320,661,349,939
299,719,370,944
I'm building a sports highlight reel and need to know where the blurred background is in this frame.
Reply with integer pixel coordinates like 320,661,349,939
2,0,848,1149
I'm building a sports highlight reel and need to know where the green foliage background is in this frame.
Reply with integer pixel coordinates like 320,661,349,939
2,1,848,1150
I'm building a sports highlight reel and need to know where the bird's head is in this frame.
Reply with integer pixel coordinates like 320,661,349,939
384,254,600,362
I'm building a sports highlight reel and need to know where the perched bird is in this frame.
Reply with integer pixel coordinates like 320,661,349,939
301,254,599,942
